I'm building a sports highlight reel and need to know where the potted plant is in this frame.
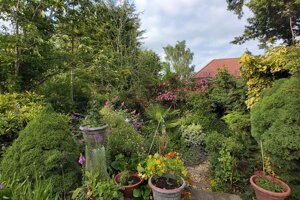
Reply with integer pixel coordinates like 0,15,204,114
114,170,143,198
79,101,108,147
137,152,188,200
250,142,291,200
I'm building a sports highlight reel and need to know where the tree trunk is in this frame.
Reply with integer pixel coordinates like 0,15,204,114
15,0,20,78
289,16,296,45
71,33,74,105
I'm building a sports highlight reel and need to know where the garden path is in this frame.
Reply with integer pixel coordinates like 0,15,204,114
187,161,242,200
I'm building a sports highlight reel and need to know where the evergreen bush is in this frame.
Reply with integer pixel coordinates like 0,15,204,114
100,107,144,167
251,76,300,198
0,108,81,194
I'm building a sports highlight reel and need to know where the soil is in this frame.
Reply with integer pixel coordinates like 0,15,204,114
152,176,180,189
123,176,140,186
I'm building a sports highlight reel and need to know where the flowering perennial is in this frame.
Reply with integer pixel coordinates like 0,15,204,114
137,152,188,182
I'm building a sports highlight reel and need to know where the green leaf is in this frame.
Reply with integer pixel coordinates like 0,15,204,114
133,188,141,197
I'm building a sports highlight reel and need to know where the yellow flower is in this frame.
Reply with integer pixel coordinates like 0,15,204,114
155,159,161,165
148,155,152,159
87,190,92,197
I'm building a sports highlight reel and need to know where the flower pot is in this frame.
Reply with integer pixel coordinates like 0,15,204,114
114,172,143,198
250,175,291,200
80,124,108,147
148,176,186,200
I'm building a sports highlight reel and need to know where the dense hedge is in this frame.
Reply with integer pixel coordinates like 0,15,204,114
251,76,300,197
0,108,81,194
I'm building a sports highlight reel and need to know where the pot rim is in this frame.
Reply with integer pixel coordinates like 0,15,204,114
79,124,108,132
250,175,291,197
114,172,143,189
148,175,186,194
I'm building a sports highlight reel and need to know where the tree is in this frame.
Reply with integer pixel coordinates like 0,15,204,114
163,40,195,80
227,0,300,47
0,0,65,92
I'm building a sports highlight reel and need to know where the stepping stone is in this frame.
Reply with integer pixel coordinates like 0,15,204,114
191,188,241,200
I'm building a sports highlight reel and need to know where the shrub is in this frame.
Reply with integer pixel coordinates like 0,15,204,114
0,92,45,155
205,131,255,193
100,107,145,168
251,76,300,197
180,123,205,147
0,108,81,194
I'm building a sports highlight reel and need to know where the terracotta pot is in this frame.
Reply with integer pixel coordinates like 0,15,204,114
80,124,108,147
114,172,143,198
148,176,186,200
250,175,291,200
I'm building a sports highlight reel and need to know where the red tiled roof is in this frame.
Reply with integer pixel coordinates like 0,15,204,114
193,58,240,79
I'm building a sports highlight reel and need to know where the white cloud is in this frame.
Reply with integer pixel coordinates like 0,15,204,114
134,0,263,71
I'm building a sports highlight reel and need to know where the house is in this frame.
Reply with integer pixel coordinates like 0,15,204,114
193,58,240,79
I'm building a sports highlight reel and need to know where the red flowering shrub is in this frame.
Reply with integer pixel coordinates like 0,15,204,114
154,77,209,105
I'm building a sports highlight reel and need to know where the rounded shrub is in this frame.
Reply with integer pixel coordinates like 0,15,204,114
251,76,300,196
0,107,81,194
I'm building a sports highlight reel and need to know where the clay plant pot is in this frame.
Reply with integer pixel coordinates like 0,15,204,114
79,124,108,147
114,172,143,198
250,175,291,200
148,176,186,200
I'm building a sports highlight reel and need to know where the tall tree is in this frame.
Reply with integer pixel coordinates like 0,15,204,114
227,0,300,47
163,40,195,80
0,0,65,92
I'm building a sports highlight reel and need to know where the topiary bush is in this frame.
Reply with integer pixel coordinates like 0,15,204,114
0,107,81,194
251,76,300,198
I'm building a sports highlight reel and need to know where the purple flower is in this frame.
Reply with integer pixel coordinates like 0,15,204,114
78,154,86,165
105,100,110,107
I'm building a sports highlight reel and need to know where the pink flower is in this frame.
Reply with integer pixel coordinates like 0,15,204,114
121,102,125,107
105,100,110,107
78,154,86,165
131,110,136,115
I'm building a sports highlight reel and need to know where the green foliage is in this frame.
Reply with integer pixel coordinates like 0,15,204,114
209,69,248,115
163,40,195,80
222,112,251,135
205,130,256,193
0,92,45,154
0,108,81,194
185,91,229,134
180,123,205,147
72,172,123,200
100,107,144,168
111,153,142,173
37,72,91,114
251,76,300,188
133,185,151,200
240,47,291,108
255,176,284,192
1,174,60,200
228,0,300,46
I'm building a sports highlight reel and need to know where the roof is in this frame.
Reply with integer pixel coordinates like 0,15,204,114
193,58,240,79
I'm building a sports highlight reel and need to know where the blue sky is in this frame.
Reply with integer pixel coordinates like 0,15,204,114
134,0,264,71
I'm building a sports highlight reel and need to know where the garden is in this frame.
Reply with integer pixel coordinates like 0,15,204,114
0,1,300,200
